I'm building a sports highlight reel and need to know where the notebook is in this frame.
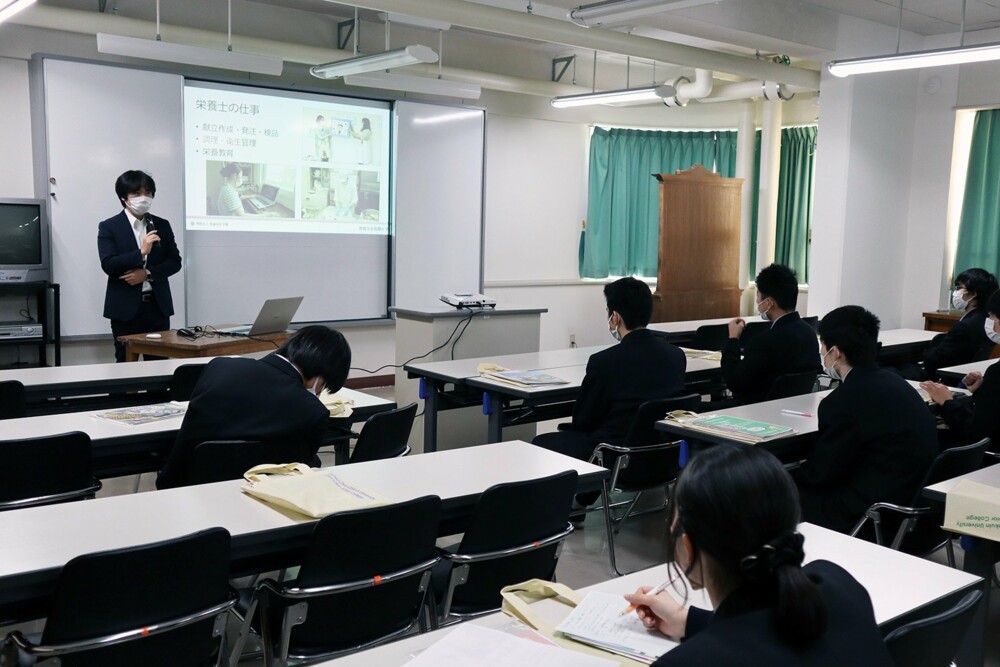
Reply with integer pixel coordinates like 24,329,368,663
217,296,303,336
556,591,679,664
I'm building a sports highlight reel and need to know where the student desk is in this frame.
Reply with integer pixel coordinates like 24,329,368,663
647,316,736,343
924,462,1000,579
0,388,392,476
0,357,216,414
320,522,984,666
876,327,939,365
0,441,607,623
117,329,291,362
406,346,721,452
937,358,998,384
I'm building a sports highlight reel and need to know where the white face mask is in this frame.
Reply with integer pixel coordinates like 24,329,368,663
608,314,622,342
757,297,772,322
821,348,842,382
952,289,970,311
127,195,153,217
985,318,1000,345
309,378,324,397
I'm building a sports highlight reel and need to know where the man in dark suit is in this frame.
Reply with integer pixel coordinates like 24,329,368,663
157,326,351,489
922,267,998,377
532,277,686,473
794,306,938,534
97,170,182,362
720,263,820,405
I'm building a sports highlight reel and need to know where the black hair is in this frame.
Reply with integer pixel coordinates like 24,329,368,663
667,444,826,647
755,263,799,311
277,325,351,394
817,305,880,367
361,118,371,131
603,277,653,330
316,115,325,122
114,170,156,205
955,268,999,307
219,163,243,179
988,290,1000,319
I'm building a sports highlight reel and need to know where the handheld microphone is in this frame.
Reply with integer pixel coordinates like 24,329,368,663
144,216,159,247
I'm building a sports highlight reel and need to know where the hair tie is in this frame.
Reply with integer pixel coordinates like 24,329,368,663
739,530,804,577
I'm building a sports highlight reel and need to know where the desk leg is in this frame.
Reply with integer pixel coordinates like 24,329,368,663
485,393,503,443
955,538,995,666
423,379,440,453
124,346,139,362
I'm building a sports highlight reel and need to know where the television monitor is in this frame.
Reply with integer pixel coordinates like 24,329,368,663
0,198,51,283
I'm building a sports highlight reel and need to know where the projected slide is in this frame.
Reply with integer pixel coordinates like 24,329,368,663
184,84,390,235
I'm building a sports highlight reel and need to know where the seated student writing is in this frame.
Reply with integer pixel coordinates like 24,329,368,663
157,326,351,489
922,267,998,377
532,277,686,501
720,263,820,405
793,306,938,533
624,444,892,666
921,289,1000,451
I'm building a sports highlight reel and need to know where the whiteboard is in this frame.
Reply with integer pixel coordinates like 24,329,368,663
41,59,186,337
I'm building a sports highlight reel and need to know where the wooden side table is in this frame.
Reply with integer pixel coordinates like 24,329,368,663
922,311,961,333
117,328,292,362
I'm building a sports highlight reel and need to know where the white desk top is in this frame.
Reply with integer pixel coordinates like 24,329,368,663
925,462,1000,501
320,522,981,665
937,358,998,379
878,328,939,347
647,317,735,334
0,357,215,390
406,346,608,382
0,441,606,599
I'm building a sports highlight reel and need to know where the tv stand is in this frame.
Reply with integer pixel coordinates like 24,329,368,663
0,282,60,367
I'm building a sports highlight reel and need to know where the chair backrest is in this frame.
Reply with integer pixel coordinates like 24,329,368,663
189,439,313,486
0,380,26,420
802,315,819,331
349,402,418,463
169,364,207,402
446,471,578,615
883,589,983,667
688,324,730,351
39,527,233,667
765,371,819,401
261,496,441,658
922,437,990,490
0,432,100,510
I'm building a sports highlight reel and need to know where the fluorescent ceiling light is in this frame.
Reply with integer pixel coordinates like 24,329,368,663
568,0,718,28
828,41,1000,77
344,72,481,99
551,85,674,108
310,45,437,80
97,33,283,76
377,12,451,31
0,0,36,23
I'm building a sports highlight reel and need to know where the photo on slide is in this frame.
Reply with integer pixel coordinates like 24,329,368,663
301,109,381,166
205,160,296,218
301,168,381,222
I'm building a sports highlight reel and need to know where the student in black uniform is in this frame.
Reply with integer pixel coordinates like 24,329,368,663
624,444,893,667
921,289,1000,451
922,267,998,377
720,263,820,404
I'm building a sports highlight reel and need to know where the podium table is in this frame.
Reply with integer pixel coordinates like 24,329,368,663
117,328,291,362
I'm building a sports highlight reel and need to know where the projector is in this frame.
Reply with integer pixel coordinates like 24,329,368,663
440,293,496,309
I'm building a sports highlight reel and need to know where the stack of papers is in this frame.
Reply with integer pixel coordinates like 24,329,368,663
672,414,794,443
556,591,679,664
680,348,723,362
93,402,186,426
481,369,570,387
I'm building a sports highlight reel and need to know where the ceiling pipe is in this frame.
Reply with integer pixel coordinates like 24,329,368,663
701,80,807,103
316,0,820,90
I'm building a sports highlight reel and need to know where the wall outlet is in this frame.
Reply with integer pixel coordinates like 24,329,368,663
569,334,576,348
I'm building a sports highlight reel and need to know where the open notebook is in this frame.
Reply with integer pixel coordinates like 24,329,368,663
556,591,679,664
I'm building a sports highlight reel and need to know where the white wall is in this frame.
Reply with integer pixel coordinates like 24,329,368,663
0,58,33,197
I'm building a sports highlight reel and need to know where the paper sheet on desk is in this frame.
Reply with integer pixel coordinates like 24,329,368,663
319,390,354,418
557,592,678,664
93,402,186,426
405,624,617,667
943,479,1000,541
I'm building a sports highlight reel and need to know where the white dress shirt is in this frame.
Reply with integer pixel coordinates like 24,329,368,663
124,208,152,293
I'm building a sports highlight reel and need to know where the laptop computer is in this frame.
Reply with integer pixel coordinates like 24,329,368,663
248,184,280,210
217,296,304,337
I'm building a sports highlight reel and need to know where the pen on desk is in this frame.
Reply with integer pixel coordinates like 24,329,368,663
619,574,680,617
780,409,814,418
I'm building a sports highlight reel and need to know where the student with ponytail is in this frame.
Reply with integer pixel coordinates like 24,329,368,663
624,444,892,666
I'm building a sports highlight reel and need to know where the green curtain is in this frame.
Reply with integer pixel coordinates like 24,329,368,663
749,130,762,279
581,128,731,278
954,109,1000,277
774,126,817,281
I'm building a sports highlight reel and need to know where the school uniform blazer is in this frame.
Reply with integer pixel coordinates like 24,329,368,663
939,360,1000,450
97,210,181,321
157,355,329,489
570,328,687,447
653,561,893,667
720,311,821,404
923,306,992,375
793,364,939,533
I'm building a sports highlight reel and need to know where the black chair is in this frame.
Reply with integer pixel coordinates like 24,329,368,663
170,363,207,402
0,380,25,420
3,527,237,667
348,402,417,463
883,589,983,667
231,496,441,666
188,439,316,486
432,471,577,626
0,432,101,511
590,394,701,576
765,371,818,401
851,438,990,564
688,324,730,351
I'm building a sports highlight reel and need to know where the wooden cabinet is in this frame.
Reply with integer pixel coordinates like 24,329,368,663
651,165,743,322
